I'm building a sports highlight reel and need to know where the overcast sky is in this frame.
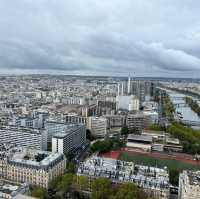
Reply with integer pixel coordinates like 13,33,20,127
1,0,200,77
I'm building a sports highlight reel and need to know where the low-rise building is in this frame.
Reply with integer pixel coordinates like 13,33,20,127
77,156,170,199
126,134,153,151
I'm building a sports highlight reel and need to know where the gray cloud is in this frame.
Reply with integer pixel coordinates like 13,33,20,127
0,0,200,77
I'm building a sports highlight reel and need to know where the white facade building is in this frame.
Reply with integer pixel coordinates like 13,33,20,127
116,95,140,111
52,124,86,154
128,95,140,111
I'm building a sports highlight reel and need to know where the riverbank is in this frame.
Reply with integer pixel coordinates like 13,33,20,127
185,96,200,117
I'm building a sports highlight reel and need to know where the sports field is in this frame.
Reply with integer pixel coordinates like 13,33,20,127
119,152,199,171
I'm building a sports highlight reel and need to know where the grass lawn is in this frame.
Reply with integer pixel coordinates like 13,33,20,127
119,152,198,171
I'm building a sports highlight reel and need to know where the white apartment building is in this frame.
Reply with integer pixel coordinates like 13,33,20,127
0,126,47,150
52,124,86,154
88,117,107,138
178,170,200,199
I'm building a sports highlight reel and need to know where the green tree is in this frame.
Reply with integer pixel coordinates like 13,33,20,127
91,178,112,199
66,162,76,173
121,127,129,135
111,183,148,199
169,168,179,186
91,139,113,153
57,173,74,193
29,186,48,199
73,175,89,192
86,129,95,141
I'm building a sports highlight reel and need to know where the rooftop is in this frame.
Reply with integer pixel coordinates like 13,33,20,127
9,147,64,168
127,134,153,143
77,156,169,190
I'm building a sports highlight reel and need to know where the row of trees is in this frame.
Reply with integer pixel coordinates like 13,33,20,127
91,138,125,153
30,174,155,199
185,96,200,116
163,86,200,99
167,121,200,154
148,124,166,131
50,175,154,199
90,177,154,199
162,95,175,120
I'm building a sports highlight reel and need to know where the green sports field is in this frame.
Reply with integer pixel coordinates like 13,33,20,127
119,152,198,171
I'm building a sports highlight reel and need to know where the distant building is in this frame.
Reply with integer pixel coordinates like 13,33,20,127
52,124,86,154
12,110,49,129
116,95,140,111
179,170,200,199
88,117,107,138
65,114,87,125
104,115,126,129
126,113,145,134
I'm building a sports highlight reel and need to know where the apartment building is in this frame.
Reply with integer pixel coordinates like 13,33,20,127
78,156,170,199
87,117,107,138
126,113,145,134
0,125,47,150
45,120,67,142
179,170,200,199
0,145,66,189
52,124,86,154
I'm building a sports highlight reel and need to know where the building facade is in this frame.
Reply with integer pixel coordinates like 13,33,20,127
52,124,86,154
87,117,107,138
0,126,47,150
126,113,145,134
0,145,66,189
178,170,200,199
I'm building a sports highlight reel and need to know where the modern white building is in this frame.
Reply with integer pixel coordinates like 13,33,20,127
178,170,200,199
52,124,86,154
128,95,140,111
88,117,107,138
116,95,140,111
0,126,47,150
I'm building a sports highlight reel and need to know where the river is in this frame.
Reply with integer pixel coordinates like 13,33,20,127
167,90,200,129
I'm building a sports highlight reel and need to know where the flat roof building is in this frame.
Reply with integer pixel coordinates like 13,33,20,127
0,125,47,151
52,124,86,154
